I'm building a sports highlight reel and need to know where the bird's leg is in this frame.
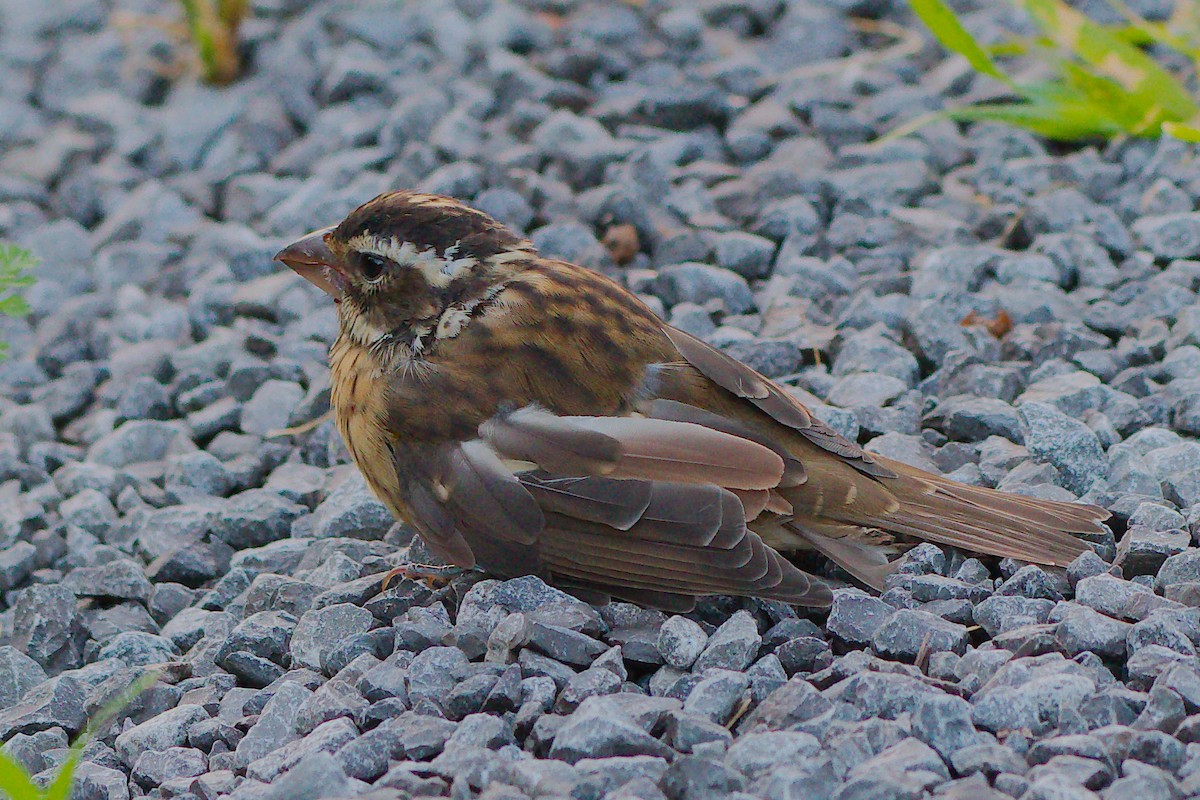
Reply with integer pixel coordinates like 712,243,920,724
381,563,463,591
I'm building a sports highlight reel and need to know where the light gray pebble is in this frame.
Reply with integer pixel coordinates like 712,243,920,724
710,231,775,280
682,669,750,725
240,380,304,437
656,263,755,314
1018,401,1108,494
289,603,375,672
872,609,969,660
115,704,209,767
88,419,196,468
549,697,674,764
657,616,708,670
692,611,761,673
210,489,306,550
71,762,132,800
308,474,392,540
827,589,894,645
1133,212,1200,260
131,746,207,787
165,451,234,497
0,542,37,591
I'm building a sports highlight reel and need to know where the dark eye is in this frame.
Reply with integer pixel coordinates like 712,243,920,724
359,253,391,282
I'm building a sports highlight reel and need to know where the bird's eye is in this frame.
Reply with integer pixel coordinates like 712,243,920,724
358,253,391,282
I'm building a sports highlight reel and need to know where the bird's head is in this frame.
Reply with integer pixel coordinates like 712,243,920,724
275,191,534,345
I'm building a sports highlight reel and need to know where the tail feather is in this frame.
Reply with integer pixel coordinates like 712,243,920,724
875,456,1108,567
786,521,897,591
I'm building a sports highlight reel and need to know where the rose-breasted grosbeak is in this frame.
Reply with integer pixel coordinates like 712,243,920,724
277,191,1109,611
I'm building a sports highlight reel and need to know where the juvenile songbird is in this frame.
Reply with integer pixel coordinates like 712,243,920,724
276,191,1110,611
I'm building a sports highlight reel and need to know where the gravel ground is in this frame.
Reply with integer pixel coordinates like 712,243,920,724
0,0,1199,798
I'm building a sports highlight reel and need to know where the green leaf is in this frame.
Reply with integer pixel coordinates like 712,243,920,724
0,751,39,800
1016,0,1198,131
0,243,35,334
0,244,37,271
909,0,1014,85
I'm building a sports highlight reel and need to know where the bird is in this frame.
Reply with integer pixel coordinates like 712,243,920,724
275,190,1111,612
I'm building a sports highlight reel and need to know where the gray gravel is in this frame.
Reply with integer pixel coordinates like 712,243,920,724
1,0,1200,798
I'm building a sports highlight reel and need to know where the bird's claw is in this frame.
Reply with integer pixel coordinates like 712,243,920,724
381,563,462,591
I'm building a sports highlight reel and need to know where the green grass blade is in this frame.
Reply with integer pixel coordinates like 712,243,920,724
1057,60,1145,132
43,672,160,800
1163,121,1200,141
877,109,956,143
1017,0,1199,131
41,754,79,800
947,101,1123,139
909,0,1015,85
78,672,160,746
1108,0,1200,58
0,751,40,800
987,38,1036,58
0,296,29,317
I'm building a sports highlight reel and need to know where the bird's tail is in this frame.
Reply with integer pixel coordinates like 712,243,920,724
773,455,1111,590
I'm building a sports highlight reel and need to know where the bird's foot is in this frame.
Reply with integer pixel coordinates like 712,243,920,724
381,563,462,591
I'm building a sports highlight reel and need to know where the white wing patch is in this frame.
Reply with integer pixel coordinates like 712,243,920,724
436,305,474,340
433,282,506,342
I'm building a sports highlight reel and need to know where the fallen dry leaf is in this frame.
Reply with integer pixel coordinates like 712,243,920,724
960,309,1013,339
602,223,640,266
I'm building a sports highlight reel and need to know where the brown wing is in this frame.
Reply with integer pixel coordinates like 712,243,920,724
652,326,1110,586
396,407,831,608
662,327,895,478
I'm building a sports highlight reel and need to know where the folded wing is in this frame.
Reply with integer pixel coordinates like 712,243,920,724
397,407,831,609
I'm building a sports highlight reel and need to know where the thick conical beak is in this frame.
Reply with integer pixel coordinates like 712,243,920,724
275,226,348,301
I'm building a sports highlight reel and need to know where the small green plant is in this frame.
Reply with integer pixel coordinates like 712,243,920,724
0,672,156,800
0,243,35,360
890,0,1200,141
177,0,248,85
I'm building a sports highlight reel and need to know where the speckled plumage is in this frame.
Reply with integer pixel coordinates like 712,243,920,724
278,190,1111,610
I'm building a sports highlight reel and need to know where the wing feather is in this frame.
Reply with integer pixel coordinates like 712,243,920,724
403,478,477,569
559,415,785,489
444,441,545,545
647,399,807,486
662,327,895,478
786,521,896,591
480,407,621,474
520,473,653,530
